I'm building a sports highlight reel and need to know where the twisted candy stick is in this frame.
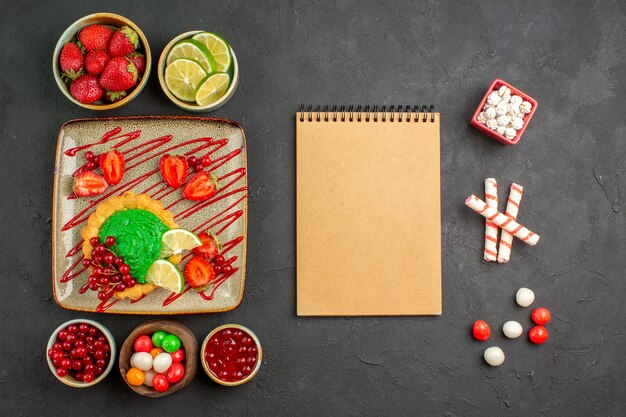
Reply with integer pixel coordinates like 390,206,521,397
498,183,524,263
466,195,539,246
484,178,499,261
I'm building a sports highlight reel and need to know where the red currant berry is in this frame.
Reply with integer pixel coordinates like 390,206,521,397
119,264,130,274
88,328,97,336
75,372,84,381
114,257,125,266
97,292,110,301
201,155,211,166
105,236,115,246
67,324,78,333
214,255,225,265
84,364,96,373
81,258,92,267
89,237,100,246
194,162,204,171
58,330,68,341
94,350,105,360
104,253,115,264
223,264,233,274
56,367,68,377
188,156,198,165
79,323,90,333
93,154,100,164
82,372,95,383
89,284,99,291
116,283,126,292
53,342,62,350
96,359,107,368
126,280,136,288
85,151,95,161
62,341,72,351
213,265,222,274
86,161,97,170
111,274,122,283
75,347,87,357
60,358,72,369
48,348,56,358
71,360,83,371
98,277,110,286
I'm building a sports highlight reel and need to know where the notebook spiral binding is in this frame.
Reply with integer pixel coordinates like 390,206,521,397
299,104,435,123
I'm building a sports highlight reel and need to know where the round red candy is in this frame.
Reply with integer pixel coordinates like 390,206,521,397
152,373,169,392
472,320,491,341
170,348,185,363
531,308,551,325
165,362,185,384
133,335,153,353
529,325,549,344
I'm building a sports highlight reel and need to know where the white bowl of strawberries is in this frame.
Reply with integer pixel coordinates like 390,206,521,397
52,13,151,110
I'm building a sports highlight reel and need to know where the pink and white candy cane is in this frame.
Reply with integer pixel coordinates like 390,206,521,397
498,183,524,263
465,195,539,246
484,178,499,261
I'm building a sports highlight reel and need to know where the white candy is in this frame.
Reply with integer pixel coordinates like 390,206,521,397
510,95,523,106
497,115,510,126
143,369,157,387
516,287,535,307
484,346,505,366
130,352,153,371
485,107,497,119
502,321,523,338
520,101,532,114
496,126,506,135
496,102,509,116
486,119,498,130
152,352,173,373
477,112,488,124
505,127,517,139
510,116,524,130
487,92,502,105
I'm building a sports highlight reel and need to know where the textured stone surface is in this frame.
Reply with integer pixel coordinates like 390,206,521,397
0,0,624,415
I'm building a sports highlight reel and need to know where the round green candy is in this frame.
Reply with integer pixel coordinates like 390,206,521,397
151,331,168,348
161,334,181,353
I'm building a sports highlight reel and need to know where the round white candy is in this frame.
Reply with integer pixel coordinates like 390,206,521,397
516,287,535,307
487,92,502,106
497,115,510,126
510,116,524,130
130,352,153,371
520,101,532,114
510,95,523,106
486,119,498,130
152,352,173,373
484,346,505,367
143,369,157,387
502,321,523,338
485,107,497,119
505,127,517,139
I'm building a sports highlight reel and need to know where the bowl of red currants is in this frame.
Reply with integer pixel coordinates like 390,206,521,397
46,319,116,388
119,320,198,397
201,324,262,386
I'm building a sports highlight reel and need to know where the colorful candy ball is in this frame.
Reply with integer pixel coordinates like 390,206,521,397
133,335,153,353
502,321,523,339
151,331,168,348
516,288,535,308
130,352,153,371
152,352,173,373
161,334,181,353
483,346,505,366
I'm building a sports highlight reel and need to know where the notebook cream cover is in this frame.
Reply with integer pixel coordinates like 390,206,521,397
296,109,441,316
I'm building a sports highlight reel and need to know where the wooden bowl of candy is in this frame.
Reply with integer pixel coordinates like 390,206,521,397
119,320,198,397
470,78,538,145
201,324,262,386
46,319,116,388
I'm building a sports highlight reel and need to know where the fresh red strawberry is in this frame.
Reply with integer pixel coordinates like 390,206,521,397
159,154,189,188
99,149,125,185
184,257,215,288
69,74,103,103
108,26,139,57
73,171,108,197
78,24,114,52
182,172,219,201
126,52,145,77
99,57,138,91
103,90,127,103
84,50,110,75
192,232,221,260
59,42,84,80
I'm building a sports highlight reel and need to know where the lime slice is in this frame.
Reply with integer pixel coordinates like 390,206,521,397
145,260,185,294
164,58,207,102
166,39,216,73
160,228,202,258
191,32,231,72
195,73,230,106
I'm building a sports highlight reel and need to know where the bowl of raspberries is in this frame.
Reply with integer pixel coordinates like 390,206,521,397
52,13,151,110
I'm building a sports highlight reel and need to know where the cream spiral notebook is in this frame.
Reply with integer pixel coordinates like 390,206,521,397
296,105,441,316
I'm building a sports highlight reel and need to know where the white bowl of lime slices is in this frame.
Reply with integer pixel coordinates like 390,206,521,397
158,31,238,112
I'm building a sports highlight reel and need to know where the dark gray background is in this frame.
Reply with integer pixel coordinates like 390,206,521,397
1,0,624,416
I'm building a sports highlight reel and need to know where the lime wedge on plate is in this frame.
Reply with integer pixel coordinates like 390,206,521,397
166,39,216,73
195,73,230,106
164,58,207,102
191,32,231,72
145,260,185,294
160,228,202,258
